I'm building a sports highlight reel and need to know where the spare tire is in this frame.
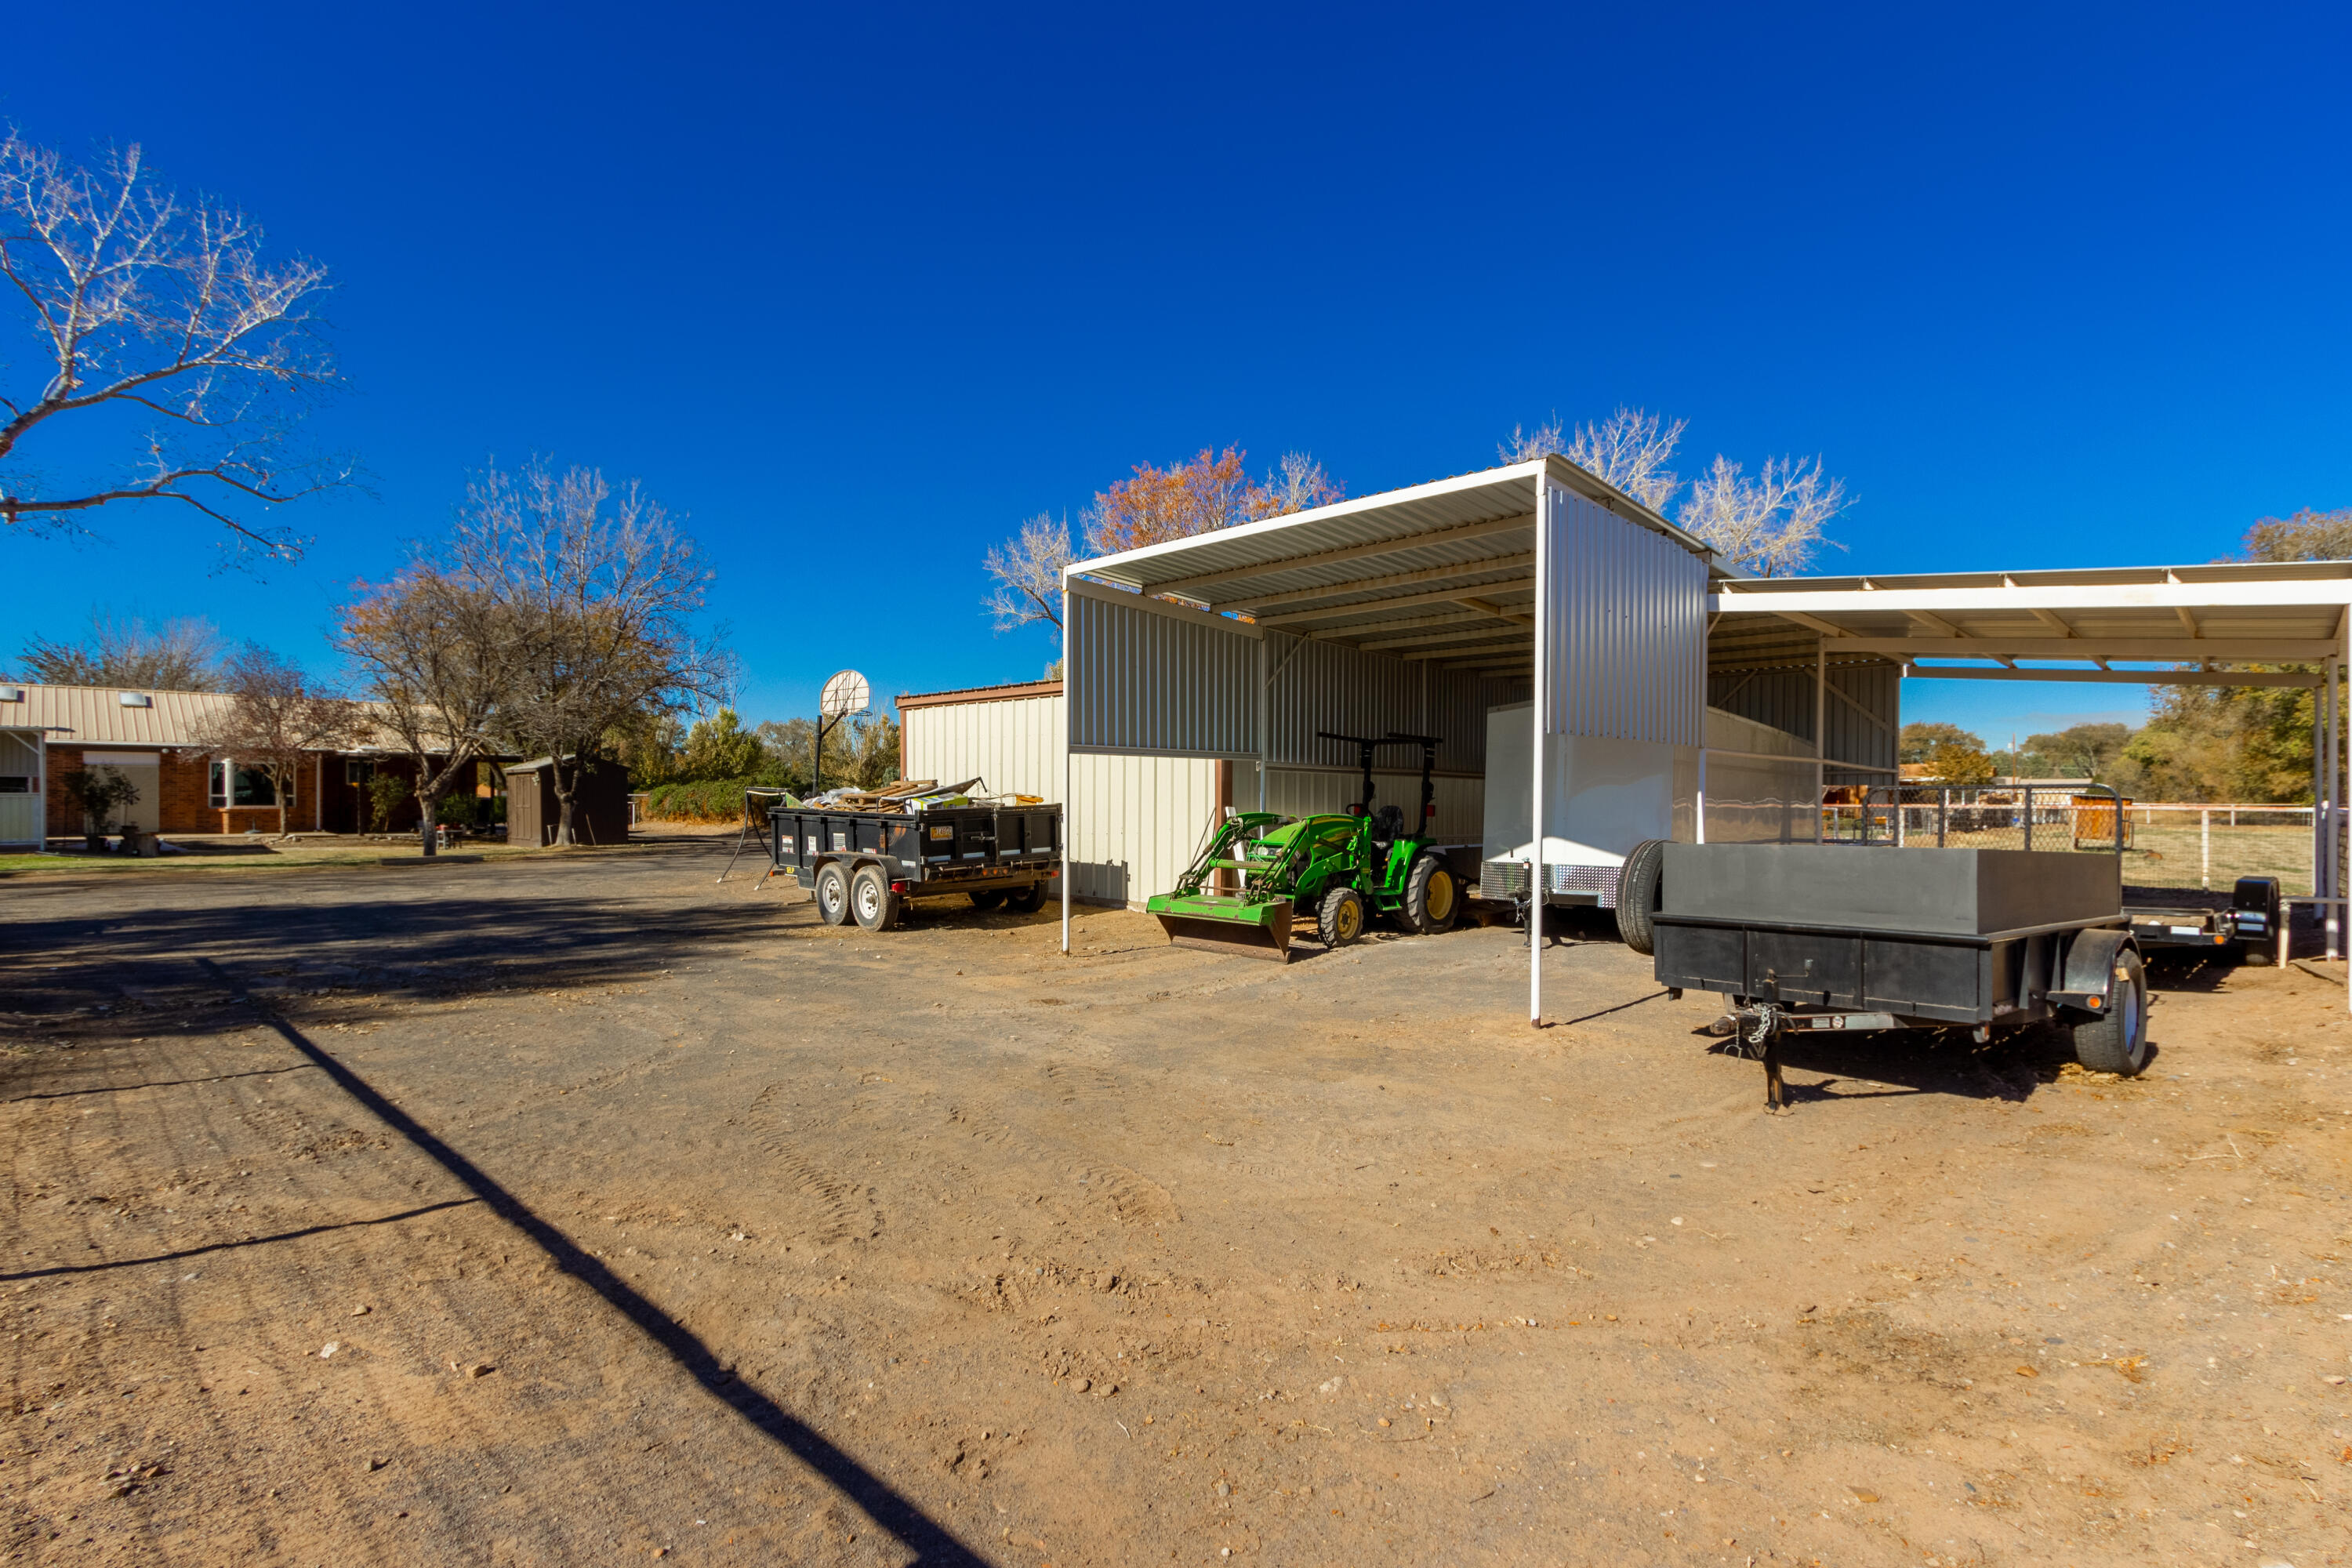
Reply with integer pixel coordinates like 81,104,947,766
1614,839,1667,955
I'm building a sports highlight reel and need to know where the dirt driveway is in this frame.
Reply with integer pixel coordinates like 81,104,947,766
4,838,2349,1566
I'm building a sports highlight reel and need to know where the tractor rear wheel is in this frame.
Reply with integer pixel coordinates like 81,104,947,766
815,862,852,926
850,864,902,931
1403,855,1457,935
1614,839,1667,956
1319,887,1366,948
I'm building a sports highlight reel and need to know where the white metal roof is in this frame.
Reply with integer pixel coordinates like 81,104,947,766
1064,458,1716,671
1711,561,2352,672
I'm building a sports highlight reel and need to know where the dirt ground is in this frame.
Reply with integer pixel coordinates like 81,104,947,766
4,836,2349,1567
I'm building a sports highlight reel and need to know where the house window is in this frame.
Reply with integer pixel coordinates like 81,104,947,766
345,759,375,784
208,761,287,808
0,776,28,793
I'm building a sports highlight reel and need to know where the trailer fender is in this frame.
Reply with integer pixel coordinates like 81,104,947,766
2052,927,2136,1011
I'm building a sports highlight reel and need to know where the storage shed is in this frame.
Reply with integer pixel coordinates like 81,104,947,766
503,757,633,847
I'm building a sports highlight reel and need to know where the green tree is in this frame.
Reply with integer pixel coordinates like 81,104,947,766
1900,721,1980,764
1924,739,1995,786
2021,722,2134,779
677,708,766,781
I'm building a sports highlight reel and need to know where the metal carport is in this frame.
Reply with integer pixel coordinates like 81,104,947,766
1056,456,1728,1023
1711,561,2352,1007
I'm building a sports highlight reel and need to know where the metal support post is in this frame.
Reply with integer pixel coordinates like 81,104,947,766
1060,574,1072,957
1530,473,1549,1026
1813,643,1827,844
1695,750,1708,844
2330,657,2340,961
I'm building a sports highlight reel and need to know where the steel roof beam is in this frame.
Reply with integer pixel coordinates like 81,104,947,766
1400,637,1530,661
1905,665,2321,689
1838,637,2335,660
1255,572,1536,627
1214,553,1536,614
1154,514,1533,596
1715,579,2352,614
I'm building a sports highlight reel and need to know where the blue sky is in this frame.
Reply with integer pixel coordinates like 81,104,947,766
4,2,2346,746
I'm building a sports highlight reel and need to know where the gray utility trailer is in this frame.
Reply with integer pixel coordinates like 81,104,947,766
768,800,1061,931
1620,833,2147,1111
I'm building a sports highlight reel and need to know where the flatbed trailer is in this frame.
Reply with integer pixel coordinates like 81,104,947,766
2125,876,2281,962
1624,837,2149,1111
768,799,1061,931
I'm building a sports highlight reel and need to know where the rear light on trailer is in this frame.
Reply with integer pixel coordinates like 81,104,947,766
891,880,909,893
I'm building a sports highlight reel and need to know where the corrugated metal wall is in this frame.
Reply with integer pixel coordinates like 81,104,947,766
1537,482,1706,746
1259,633,1524,774
1706,659,1900,781
1067,584,1259,756
902,694,1061,800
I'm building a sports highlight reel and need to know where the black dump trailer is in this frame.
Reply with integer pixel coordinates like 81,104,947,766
2127,876,2282,963
769,800,1062,931
1618,836,2148,1111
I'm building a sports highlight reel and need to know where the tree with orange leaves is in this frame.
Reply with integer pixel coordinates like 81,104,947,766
1081,447,1341,555
984,448,1341,641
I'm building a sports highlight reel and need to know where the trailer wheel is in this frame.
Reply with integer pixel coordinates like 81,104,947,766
815,862,852,926
1319,887,1366,947
1403,855,1457,935
967,889,1007,910
1006,880,1048,913
2070,949,2149,1076
850,864,902,931
1614,838,1667,956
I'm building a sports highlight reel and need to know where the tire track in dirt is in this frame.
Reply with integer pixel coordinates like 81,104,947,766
741,1084,883,1245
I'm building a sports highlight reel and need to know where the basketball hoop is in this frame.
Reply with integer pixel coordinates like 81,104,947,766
820,670,872,720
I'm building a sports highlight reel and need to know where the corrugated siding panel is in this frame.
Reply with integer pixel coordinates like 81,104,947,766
902,695,1062,800
1263,633,1425,768
1066,751,1225,907
1067,589,1258,755
1537,483,1704,745
1707,661,1898,778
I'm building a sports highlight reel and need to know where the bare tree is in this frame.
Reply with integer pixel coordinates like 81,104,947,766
1264,451,1343,514
1678,453,1848,576
1497,415,1566,464
183,646,358,835
334,569,520,856
453,459,724,846
985,512,1075,635
1564,407,1685,513
17,610,225,688
0,130,341,561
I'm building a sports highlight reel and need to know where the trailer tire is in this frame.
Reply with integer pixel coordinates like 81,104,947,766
850,864,902,931
815,862,852,926
1319,887,1366,948
1403,854,1457,935
1615,838,1667,956
967,889,1007,910
2069,948,2149,1076
1005,880,1048,914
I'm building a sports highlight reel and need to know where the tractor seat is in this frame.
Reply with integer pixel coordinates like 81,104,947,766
1371,804,1405,842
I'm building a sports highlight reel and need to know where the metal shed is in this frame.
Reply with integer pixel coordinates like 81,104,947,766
1052,455,1813,1022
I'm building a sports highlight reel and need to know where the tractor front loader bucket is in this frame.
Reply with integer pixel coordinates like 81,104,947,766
1146,893,1297,963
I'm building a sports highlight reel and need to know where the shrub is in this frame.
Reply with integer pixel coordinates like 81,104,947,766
641,776,774,823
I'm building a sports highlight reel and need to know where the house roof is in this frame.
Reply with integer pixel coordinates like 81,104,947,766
0,682,431,753
0,683,235,746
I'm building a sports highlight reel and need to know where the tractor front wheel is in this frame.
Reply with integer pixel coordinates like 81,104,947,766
1403,855,1457,935
1319,887,1366,948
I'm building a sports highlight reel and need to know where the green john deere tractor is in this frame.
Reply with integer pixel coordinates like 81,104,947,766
1145,731,1466,962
